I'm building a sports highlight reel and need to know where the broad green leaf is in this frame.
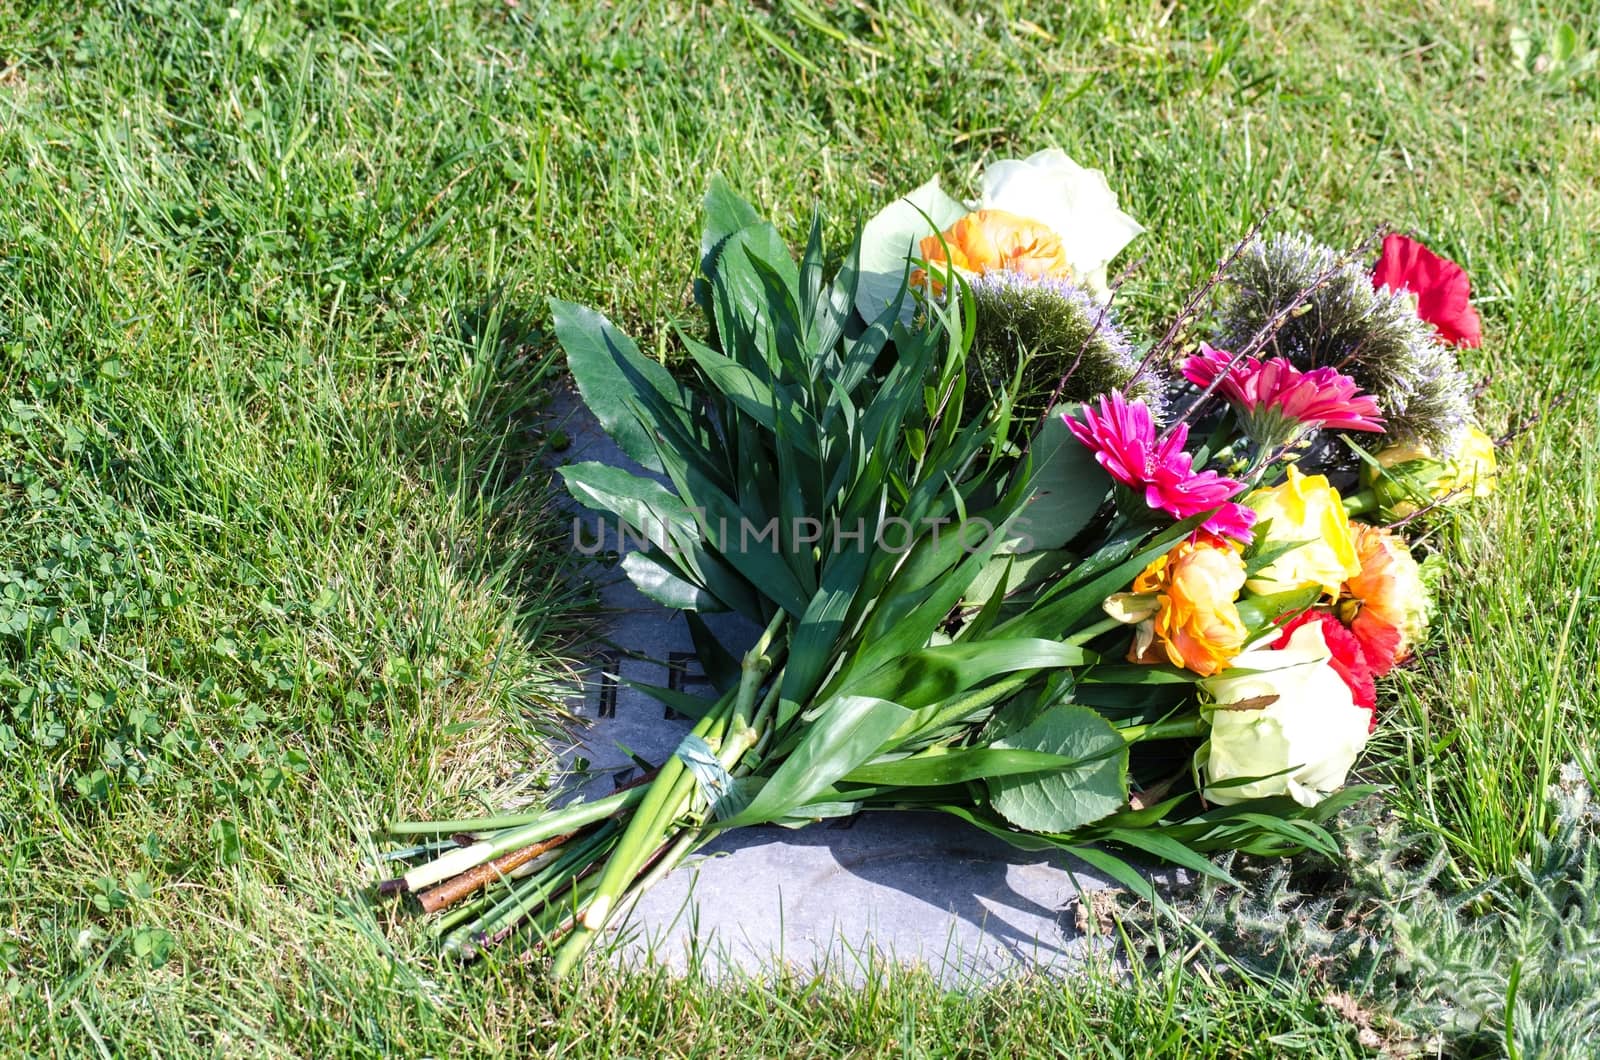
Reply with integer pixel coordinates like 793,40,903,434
551,299,698,475
1551,23,1578,65
643,407,812,617
986,705,1128,833
962,548,1075,610
559,462,701,553
777,536,876,728
621,552,722,611
709,224,801,375
685,612,741,695
855,177,968,325
701,176,762,266
561,462,761,618
839,638,1086,711
1014,407,1107,551
679,335,820,461
716,695,911,828
844,746,1095,787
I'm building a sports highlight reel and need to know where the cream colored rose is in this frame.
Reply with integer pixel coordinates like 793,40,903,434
977,149,1143,295
1198,622,1372,807
1244,465,1361,598
855,149,1143,323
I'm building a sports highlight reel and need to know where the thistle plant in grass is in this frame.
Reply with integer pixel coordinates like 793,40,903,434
381,173,1482,975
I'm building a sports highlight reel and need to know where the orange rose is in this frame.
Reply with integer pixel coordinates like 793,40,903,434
1339,523,1429,675
1128,533,1248,677
918,209,1072,282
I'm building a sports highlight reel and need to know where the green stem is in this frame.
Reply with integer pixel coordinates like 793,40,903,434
398,785,649,892
556,611,788,973
1066,616,1122,645
388,785,646,836
439,825,617,959
571,694,732,934
1342,487,1378,516
550,829,704,978
1120,716,1208,742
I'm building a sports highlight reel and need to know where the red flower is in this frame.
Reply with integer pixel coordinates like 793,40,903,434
1372,234,1482,348
1064,393,1256,541
1274,611,1377,729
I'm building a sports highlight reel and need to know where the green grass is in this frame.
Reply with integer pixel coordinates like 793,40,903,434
1,0,1596,1055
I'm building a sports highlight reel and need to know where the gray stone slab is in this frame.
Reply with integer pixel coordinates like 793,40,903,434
546,383,1175,982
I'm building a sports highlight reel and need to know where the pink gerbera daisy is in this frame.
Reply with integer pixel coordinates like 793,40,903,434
1065,393,1256,541
1183,343,1384,449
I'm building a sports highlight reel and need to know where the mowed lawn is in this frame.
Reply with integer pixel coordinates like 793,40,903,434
2,1,1597,1056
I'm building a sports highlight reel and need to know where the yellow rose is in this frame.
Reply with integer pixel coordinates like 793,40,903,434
1364,423,1497,516
1244,465,1360,598
1126,533,1248,677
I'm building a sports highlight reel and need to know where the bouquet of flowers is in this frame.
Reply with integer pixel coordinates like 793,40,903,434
379,151,1494,975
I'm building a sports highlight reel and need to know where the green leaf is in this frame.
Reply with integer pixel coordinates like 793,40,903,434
620,552,722,611
996,516,1205,640
1013,407,1107,551
551,299,699,475
561,462,761,618
700,175,763,274
708,223,801,375
839,638,1087,711
621,679,719,721
1079,664,1197,686
855,177,969,325
1059,844,1164,904
1094,828,1236,884
131,927,176,969
559,462,699,551
961,548,1075,611
685,612,741,695
925,804,1064,852
844,746,1096,787
679,335,820,462
778,538,876,726
986,705,1128,833
846,510,1022,680
1551,23,1578,65
1235,585,1320,634
717,695,911,828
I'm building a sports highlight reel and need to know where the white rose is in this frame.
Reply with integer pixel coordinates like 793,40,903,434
854,150,1143,324
1197,622,1371,808
977,149,1144,294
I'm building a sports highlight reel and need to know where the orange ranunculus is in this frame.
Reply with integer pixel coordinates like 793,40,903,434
1128,533,1249,677
1339,523,1429,675
918,209,1072,282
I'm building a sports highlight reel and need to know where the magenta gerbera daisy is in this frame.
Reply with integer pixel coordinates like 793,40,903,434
1065,393,1256,541
1183,343,1385,450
